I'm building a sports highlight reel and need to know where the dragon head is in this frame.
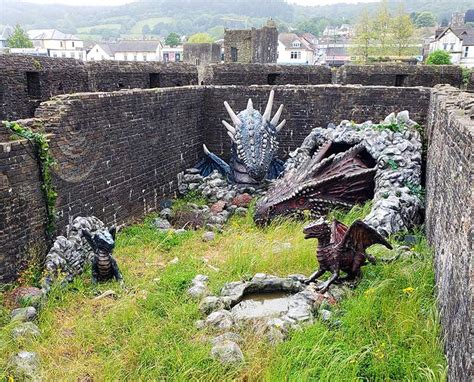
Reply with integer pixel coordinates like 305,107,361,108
222,90,286,182
83,227,116,253
303,218,331,240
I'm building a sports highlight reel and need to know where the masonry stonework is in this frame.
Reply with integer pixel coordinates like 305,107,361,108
183,43,221,65
425,85,473,381
338,64,463,88
198,64,332,85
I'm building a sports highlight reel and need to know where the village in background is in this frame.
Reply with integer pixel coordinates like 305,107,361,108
0,0,473,68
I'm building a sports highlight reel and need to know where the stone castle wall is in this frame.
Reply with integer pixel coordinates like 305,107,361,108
338,64,463,88
183,43,221,65
198,64,332,85
0,55,199,120
425,85,473,381
203,85,431,159
0,86,205,283
0,84,431,282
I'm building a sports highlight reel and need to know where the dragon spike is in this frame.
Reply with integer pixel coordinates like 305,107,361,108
227,131,237,143
276,119,286,132
262,90,275,121
203,144,210,155
222,120,236,135
271,104,284,126
247,98,254,112
224,101,241,126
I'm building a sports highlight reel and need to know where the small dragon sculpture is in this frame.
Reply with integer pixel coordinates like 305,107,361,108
303,218,392,293
199,90,286,185
254,142,377,224
83,227,124,286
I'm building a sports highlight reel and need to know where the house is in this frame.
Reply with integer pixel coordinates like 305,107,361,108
0,25,14,50
162,45,183,62
429,27,474,67
277,33,315,65
323,24,354,38
27,29,85,60
86,40,163,62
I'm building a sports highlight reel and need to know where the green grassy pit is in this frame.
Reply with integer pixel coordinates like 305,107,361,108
0,203,446,381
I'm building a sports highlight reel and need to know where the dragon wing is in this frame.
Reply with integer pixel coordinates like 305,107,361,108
341,220,393,252
331,220,348,243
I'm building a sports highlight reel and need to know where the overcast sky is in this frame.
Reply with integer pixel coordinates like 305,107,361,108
18,0,379,6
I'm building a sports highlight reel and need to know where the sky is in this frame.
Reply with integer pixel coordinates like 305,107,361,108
18,0,379,6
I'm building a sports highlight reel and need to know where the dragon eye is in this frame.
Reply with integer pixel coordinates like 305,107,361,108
298,198,305,206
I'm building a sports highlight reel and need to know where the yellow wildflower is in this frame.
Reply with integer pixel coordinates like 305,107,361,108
403,287,414,294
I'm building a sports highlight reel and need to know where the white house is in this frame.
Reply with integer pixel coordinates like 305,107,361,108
162,45,183,62
429,27,474,67
277,33,315,65
0,25,13,50
27,29,85,60
87,40,163,62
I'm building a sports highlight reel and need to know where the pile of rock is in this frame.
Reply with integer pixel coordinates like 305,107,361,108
193,273,350,365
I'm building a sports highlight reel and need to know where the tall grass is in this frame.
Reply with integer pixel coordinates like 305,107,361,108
0,204,446,381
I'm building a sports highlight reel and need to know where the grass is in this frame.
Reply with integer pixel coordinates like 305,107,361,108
77,24,122,33
0,203,446,381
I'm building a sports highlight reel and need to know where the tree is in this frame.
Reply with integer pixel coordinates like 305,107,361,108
187,32,214,43
7,24,33,49
426,50,451,65
372,0,392,56
142,24,151,35
414,12,436,28
350,8,374,63
391,5,415,56
165,32,181,47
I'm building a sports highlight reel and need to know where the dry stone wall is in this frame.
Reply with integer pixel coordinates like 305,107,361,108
425,85,473,382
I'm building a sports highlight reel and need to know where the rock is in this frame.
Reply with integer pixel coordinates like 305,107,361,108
234,207,247,216
168,257,179,265
7,287,42,308
159,208,174,220
11,307,37,322
231,193,253,207
205,310,234,330
199,296,233,315
210,332,243,345
319,309,332,321
185,168,200,175
9,351,41,381
11,322,41,341
195,320,206,329
327,285,352,302
202,231,215,242
211,340,244,365
187,274,210,299
208,215,226,225
152,217,171,231
210,200,226,214
174,228,187,235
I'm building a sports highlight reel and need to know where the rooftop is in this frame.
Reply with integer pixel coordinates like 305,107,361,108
28,29,81,41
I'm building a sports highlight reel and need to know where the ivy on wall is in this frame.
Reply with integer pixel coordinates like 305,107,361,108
2,121,58,236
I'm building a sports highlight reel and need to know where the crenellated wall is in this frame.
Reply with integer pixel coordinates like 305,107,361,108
425,85,473,381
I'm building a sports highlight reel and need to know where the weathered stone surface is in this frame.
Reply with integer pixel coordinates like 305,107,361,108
210,200,226,214
211,340,245,365
152,218,172,231
6,287,42,308
187,274,210,299
231,193,253,208
205,310,235,330
202,231,216,242
425,85,473,382
11,322,41,341
9,351,42,381
11,307,37,322
210,332,243,345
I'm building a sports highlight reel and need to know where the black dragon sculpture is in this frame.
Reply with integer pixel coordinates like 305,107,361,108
199,90,286,185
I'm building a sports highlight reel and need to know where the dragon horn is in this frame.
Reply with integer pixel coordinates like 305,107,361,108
276,119,286,132
271,104,284,126
247,98,253,111
227,131,237,143
222,120,236,135
224,101,241,126
203,144,210,155
262,90,274,121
